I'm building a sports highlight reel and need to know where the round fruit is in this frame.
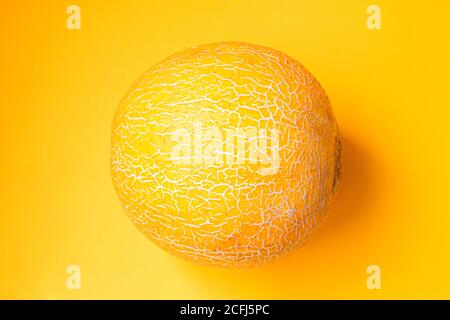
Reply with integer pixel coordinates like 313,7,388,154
111,42,341,267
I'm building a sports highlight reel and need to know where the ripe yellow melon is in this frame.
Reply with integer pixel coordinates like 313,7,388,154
111,42,341,267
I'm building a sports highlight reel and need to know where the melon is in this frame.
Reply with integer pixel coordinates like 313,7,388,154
111,42,341,267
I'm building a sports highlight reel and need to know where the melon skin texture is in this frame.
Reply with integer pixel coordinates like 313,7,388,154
111,42,341,268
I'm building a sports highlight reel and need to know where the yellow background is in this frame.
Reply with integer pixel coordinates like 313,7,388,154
1,0,449,299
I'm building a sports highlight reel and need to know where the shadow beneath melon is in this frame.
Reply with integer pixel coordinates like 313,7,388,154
175,132,376,298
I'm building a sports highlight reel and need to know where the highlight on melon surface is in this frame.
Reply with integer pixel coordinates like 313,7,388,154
111,42,341,268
